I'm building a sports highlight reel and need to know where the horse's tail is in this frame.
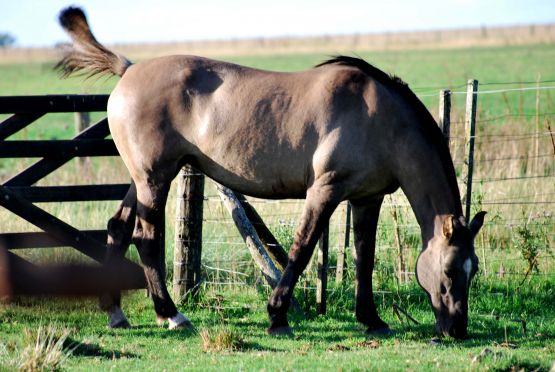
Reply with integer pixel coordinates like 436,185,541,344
55,7,132,78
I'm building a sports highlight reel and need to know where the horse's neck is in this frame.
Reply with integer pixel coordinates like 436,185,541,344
398,142,462,247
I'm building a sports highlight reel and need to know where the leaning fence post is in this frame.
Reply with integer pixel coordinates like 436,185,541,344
461,80,478,223
234,192,289,271
216,184,283,288
335,202,351,283
173,165,205,301
316,222,329,315
438,89,452,148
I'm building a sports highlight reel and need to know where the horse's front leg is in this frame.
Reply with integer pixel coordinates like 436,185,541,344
267,185,341,335
133,181,191,329
351,198,391,334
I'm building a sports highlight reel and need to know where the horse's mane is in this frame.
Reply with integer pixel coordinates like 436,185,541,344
316,56,462,212
316,55,436,124
316,55,408,90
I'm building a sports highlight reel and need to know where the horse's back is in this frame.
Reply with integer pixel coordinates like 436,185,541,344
108,55,399,200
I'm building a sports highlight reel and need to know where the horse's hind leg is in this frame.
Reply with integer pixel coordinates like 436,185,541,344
100,182,137,328
133,177,191,329
351,198,391,334
267,184,342,335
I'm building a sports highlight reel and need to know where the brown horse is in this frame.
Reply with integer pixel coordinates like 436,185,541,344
56,7,485,338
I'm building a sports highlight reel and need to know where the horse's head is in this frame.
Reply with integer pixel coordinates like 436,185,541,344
415,212,486,339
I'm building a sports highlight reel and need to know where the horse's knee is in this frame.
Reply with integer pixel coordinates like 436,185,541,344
131,225,143,247
107,202,135,248
107,217,126,243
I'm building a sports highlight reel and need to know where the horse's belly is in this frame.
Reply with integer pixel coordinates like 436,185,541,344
190,143,309,199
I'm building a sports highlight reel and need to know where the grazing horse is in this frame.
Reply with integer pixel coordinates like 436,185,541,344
56,7,485,338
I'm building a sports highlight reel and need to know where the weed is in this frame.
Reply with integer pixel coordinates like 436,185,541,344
270,220,296,251
512,210,553,283
199,326,245,352
17,324,73,372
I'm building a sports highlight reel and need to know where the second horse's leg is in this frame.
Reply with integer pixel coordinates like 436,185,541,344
101,183,137,328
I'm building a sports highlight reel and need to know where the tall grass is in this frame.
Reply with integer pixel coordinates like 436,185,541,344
17,324,72,371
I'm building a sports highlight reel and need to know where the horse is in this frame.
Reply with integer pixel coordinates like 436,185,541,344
56,6,485,339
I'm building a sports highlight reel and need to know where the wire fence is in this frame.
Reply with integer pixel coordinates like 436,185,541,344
184,78,554,296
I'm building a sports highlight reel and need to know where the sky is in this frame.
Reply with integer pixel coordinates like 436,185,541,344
2,0,555,47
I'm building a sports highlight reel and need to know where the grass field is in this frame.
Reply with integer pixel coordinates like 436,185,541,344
0,280,553,371
1,43,554,371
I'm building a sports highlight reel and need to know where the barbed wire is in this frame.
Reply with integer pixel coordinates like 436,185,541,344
412,78,555,96
480,79,555,86
473,153,553,163
481,201,555,205
454,85,555,95
468,113,555,124
476,131,554,139
481,192,555,201
473,174,554,183
449,132,553,142
417,83,555,97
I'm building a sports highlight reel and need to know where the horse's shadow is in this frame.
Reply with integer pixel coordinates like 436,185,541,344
65,337,139,360
283,308,555,348
113,322,285,352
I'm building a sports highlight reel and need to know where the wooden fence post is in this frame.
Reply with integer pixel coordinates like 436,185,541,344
390,200,406,283
461,80,478,223
335,202,351,283
316,222,329,314
74,112,90,134
173,165,205,301
438,89,452,148
74,112,90,167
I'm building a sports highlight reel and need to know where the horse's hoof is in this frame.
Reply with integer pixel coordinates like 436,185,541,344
267,325,294,337
107,306,131,329
366,326,393,336
108,319,131,329
430,337,442,346
168,312,193,330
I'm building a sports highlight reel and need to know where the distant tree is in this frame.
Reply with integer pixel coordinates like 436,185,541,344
0,33,16,48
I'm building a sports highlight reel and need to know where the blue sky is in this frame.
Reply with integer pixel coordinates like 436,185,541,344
2,0,555,47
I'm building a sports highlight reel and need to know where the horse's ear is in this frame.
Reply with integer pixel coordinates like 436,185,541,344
442,215,455,241
469,211,487,238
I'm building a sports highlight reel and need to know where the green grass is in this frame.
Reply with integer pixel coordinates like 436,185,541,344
2,43,555,129
1,276,553,371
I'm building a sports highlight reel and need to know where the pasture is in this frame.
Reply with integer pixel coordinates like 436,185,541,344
0,43,554,371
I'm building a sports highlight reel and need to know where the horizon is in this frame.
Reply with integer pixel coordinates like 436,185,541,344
2,0,555,48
